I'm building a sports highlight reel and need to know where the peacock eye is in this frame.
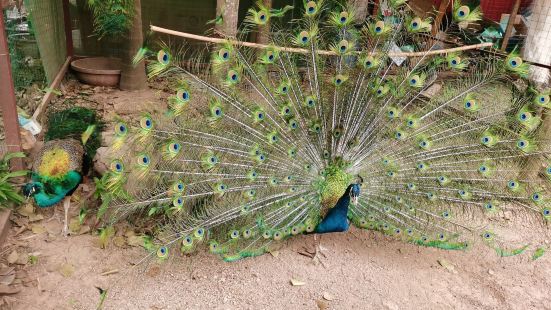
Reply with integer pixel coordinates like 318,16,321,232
157,50,170,64
517,140,527,148
259,13,266,21
157,246,168,258
543,209,550,216
485,202,493,210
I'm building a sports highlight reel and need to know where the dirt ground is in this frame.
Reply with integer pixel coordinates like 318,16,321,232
1,80,550,310
0,207,549,310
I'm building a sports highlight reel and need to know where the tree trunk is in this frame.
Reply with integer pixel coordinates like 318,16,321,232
215,0,239,37
256,0,271,44
352,0,369,24
119,0,147,90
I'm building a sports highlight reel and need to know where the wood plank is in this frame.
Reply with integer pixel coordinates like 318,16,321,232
0,12,23,170
501,0,522,51
0,209,11,247
31,56,72,123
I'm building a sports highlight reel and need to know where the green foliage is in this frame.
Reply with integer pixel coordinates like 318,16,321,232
87,0,135,38
0,152,28,207
45,107,103,163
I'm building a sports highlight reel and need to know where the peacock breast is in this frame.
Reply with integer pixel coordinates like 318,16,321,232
34,139,84,178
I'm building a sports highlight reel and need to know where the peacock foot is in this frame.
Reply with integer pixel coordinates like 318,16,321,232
298,245,328,266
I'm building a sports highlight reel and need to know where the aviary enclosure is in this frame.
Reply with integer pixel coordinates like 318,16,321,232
0,0,550,309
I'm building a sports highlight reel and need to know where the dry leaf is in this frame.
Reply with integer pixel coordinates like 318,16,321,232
0,275,15,286
78,225,91,235
322,292,335,301
58,263,75,277
0,285,20,295
15,253,28,265
7,252,18,265
28,213,44,222
316,300,328,310
290,278,306,286
113,236,126,247
437,259,456,274
68,218,81,233
31,224,46,234
127,235,143,247
0,268,14,277
269,250,279,257
17,204,34,217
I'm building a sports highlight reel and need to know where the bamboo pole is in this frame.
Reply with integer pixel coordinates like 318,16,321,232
150,25,494,57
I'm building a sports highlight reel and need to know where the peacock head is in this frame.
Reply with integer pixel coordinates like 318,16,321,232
22,182,43,199
349,175,363,205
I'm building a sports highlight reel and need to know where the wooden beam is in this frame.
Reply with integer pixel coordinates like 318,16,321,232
32,56,72,122
501,0,522,51
62,0,74,57
0,13,23,170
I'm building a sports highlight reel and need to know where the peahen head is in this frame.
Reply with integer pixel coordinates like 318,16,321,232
22,182,42,199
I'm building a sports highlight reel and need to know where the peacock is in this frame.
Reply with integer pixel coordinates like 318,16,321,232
24,107,101,236
103,0,551,262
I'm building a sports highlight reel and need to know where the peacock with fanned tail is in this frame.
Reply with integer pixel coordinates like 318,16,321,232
103,0,551,262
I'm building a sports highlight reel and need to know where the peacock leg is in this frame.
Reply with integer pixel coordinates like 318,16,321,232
299,234,327,265
62,197,71,237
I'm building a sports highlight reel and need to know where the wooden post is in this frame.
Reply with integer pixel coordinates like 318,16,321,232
0,16,23,170
501,0,522,51
62,0,74,57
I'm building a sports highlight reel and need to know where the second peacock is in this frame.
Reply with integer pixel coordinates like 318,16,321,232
104,0,551,262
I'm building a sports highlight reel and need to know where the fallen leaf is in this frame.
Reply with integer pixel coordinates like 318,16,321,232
437,259,456,274
113,236,126,247
322,292,335,301
7,252,18,265
0,268,14,276
79,225,91,235
28,213,44,222
16,253,28,265
68,218,81,233
127,235,144,247
58,263,75,277
290,278,306,286
316,300,328,310
0,274,15,286
17,204,34,217
0,285,20,295
270,250,279,257
31,224,46,234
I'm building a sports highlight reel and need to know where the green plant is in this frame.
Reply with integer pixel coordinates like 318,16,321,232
87,0,135,39
0,152,28,207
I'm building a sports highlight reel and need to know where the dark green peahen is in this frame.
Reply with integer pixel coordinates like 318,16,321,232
24,107,101,236
103,0,551,262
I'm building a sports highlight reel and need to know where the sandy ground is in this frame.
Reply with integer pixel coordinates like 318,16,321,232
1,81,549,309
2,212,550,310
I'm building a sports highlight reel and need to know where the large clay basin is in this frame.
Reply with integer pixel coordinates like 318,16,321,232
71,57,121,87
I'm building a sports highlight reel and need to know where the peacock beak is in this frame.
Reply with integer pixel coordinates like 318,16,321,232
351,194,359,206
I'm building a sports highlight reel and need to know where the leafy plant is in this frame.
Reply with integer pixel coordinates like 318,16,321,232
0,152,28,207
87,0,135,38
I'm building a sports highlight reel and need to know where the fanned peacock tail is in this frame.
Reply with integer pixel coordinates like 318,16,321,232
105,0,551,262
